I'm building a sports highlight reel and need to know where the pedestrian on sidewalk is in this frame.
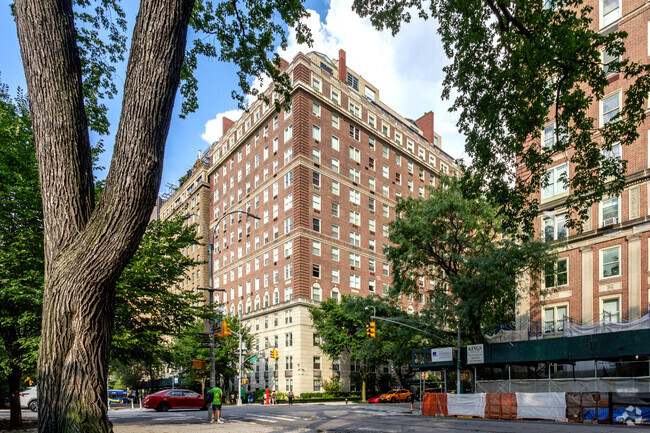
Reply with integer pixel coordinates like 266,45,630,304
271,390,277,405
209,382,224,424
287,391,294,406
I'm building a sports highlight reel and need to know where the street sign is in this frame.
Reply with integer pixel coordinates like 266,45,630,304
200,342,222,348
467,344,484,364
250,355,259,363
430,347,453,362
196,333,210,339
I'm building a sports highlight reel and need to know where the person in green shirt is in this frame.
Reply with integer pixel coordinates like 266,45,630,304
209,383,224,424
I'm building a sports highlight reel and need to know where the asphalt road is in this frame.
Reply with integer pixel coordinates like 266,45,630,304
2,402,641,432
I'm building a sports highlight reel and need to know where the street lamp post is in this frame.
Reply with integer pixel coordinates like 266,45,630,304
231,322,250,406
184,210,259,417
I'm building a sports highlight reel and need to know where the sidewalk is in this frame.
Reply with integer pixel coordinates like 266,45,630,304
113,423,311,433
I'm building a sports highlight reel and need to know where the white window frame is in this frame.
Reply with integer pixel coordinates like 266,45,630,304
600,294,622,323
600,91,621,127
600,245,621,279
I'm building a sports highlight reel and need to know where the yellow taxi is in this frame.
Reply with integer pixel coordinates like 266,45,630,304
379,388,412,403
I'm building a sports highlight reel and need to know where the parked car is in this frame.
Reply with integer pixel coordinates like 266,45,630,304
379,389,412,403
367,396,381,403
142,389,207,412
20,386,38,412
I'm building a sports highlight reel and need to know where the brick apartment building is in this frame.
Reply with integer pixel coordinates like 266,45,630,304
203,50,457,395
516,0,650,338
159,153,212,302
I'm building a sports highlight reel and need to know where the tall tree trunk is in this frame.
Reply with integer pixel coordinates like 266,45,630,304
14,0,195,431
8,363,22,429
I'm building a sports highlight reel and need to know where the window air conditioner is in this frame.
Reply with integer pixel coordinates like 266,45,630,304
603,217,619,227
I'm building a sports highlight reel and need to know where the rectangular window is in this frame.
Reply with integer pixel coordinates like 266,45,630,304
602,92,620,125
332,247,339,262
332,269,340,283
543,124,555,149
312,148,321,163
349,274,361,289
542,163,569,199
349,168,360,183
349,253,361,267
312,241,321,257
544,258,568,288
349,210,361,225
332,158,339,173
313,356,321,370
543,304,568,333
349,101,361,118
312,125,321,141
603,49,620,76
349,146,361,163
601,246,620,278
349,188,361,206
332,224,339,239
313,171,320,187
349,231,361,247
312,194,321,211
312,101,321,117
332,202,339,217
312,264,321,279
543,213,567,242
601,197,619,226
349,125,360,141
601,0,620,27
331,88,340,104
602,296,621,322
332,113,339,129
347,72,359,91
332,180,340,196
332,135,339,151
312,217,320,232
312,76,321,92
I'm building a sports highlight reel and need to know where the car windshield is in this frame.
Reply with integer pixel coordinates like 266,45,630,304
152,390,168,395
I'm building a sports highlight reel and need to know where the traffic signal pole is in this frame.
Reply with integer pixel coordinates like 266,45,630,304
368,315,460,395
187,211,259,419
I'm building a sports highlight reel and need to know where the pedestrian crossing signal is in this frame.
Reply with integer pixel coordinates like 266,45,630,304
366,322,376,338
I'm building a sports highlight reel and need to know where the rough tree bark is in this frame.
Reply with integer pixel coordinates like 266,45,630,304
14,0,195,431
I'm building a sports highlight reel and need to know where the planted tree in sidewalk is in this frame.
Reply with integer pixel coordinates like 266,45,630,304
352,0,650,235
12,0,311,431
386,177,555,343
310,296,413,401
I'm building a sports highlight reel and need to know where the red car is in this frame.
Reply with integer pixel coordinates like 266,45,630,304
368,396,381,403
143,389,207,412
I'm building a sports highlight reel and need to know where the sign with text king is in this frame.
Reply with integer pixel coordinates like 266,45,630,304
430,347,453,362
467,344,484,364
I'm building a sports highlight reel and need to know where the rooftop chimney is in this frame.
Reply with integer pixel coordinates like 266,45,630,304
338,49,347,82
415,111,435,145
222,116,235,136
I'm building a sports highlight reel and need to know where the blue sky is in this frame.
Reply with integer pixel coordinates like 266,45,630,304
0,0,463,195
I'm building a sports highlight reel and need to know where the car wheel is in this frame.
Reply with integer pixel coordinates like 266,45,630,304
390,397,396,403
157,402,170,412
28,400,38,412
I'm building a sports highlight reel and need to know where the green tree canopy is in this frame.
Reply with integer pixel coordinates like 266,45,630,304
353,0,650,234
0,82,42,428
310,296,429,400
111,216,210,367
386,177,555,343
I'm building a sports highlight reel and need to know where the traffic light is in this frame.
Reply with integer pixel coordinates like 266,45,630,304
241,378,248,385
222,320,232,337
366,321,376,338
270,349,279,359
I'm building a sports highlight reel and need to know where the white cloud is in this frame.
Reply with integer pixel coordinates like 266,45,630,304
201,109,244,144
280,0,466,162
